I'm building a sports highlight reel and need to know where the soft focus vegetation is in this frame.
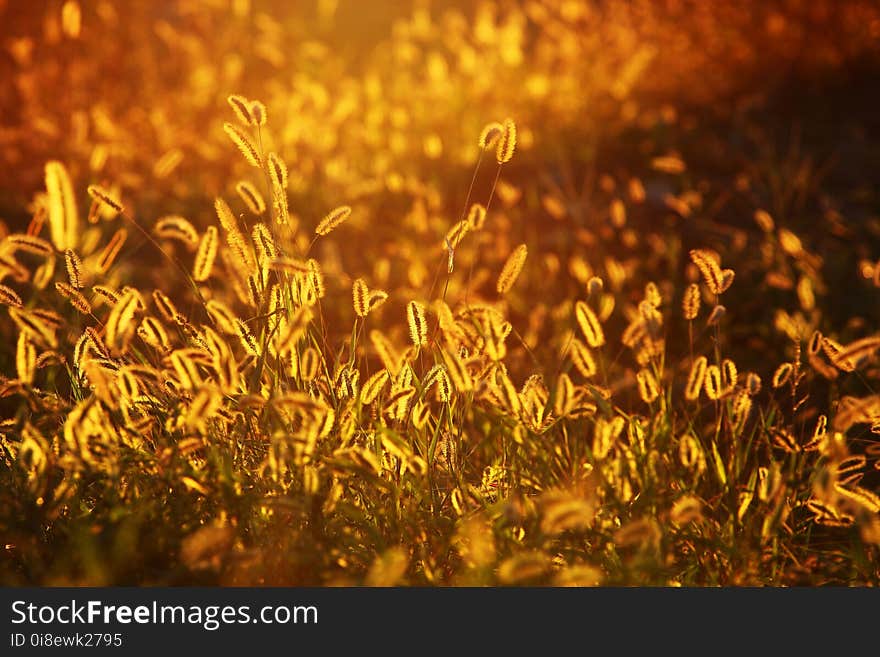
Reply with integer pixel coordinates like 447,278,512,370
2,0,880,586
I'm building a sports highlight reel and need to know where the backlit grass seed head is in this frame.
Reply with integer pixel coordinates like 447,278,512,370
569,338,597,378
7,234,54,257
407,300,428,348
298,348,320,383
679,433,703,469
235,319,260,356
732,391,752,432
55,282,91,314
87,184,124,214
808,330,823,356
721,359,738,392
64,249,83,288
441,348,473,392
353,278,370,317
772,362,793,388
636,368,660,403
575,300,605,347
496,118,517,164
223,122,262,167
689,249,733,295
467,203,487,230
368,290,388,313
267,153,288,191
445,219,470,250
137,316,171,352
193,226,219,282
682,283,700,320
92,285,119,306
307,259,326,299
834,483,880,513
205,299,238,334
553,373,576,417
316,205,352,236
227,95,254,126
214,197,239,233
685,355,708,401
249,100,267,126
252,223,278,270
236,181,266,215
16,333,36,384
497,243,527,294
45,160,79,251
704,365,723,400
106,288,141,352
478,121,504,150
155,216,199,248
0,285,23,308
361,369,390,405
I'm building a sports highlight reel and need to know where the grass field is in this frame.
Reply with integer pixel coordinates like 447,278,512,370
2,0,880,586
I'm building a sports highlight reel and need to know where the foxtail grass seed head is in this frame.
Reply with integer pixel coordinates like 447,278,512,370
267,152,288,191
575,300,605,347
223,122,262,167
407,301,427,348
497,243,527,294
16,332,36,384
772,362,793,388
636,368,660,403
214,197,239,233
45,160,79,251
87,184,124,214
682,283,700,320
569,338,597,378
64,249,83,289
227,94,253,125
235,319,260,356
689,249,734,295
467,203,487,230
808,330,823,356
445,220,470,251
316,205,352,236
7,234,54,257
353,278,370,317
496,118,517,164
478,122,504,150
685,355,708,401
55,281,91,314
155,216,199,248
704,365,723,400
193,226,219,282
0,285,23,308
721,359,738,391
236,181,266,215
249,100,267,126
368,290,388,314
